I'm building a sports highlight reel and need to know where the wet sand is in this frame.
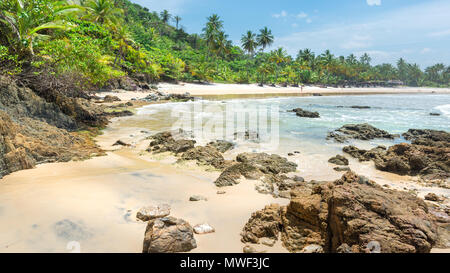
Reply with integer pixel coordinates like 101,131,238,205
0,97,448,253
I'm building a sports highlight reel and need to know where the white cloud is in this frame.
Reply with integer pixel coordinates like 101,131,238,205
429,29,450,37
291,23,298,28
306,18,312,24
421,48,431,54
297,12,308,19
273,10,288,18
367,0,381,6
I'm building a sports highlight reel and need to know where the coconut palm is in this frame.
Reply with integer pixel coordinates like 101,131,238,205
160,10,171,24
0,0,78,58
269,47,288,84
202,14,224,58
83,0,123,26
241,31,257,57
174,15,181,30
256,27,274,51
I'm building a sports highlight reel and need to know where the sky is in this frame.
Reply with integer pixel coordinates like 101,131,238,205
131,0,450,67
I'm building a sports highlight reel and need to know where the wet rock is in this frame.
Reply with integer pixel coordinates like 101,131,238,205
189,195,208,201
402,129,450,148
328,155,349,166
327,124,397,143
180,145,226,169
343,145,387,162
289,108,320,118
350,105,371,109
242,172,440,253
241,204,283,244
430,113,441,116
142,217,197,253
113,140,130,147
136,204,171,221
425,193,440,202
207,140,234,153
193,223,215,234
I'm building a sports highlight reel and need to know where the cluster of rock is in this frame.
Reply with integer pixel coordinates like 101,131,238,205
289,108,320,118
343,129,449,180
327,123,398,143
241,171,446,253
0,75,105,178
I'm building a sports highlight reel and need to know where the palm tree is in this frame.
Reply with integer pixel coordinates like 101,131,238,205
174,15,181,30
202,14,224,58
83,0,123,26
160,10,171,24
256,27,274,51
0,0,78,58
269,47,288,84
241,31,257,57
204,14,223,33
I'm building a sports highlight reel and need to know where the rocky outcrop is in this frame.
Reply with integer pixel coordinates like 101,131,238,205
180,145,227,169
147,130,196,154
242,172,441,253
214,153,298,188
327,123,397,143
289,108,320,118
141,91,195,102
328,155,349,166
142,217,197,253
207,140,234,153
402,129,450,148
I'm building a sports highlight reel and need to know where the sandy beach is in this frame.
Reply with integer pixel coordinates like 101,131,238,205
0,88,449,253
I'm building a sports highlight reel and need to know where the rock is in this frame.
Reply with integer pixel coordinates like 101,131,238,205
289,108,320,118
327,124,397,142
365,241,381,253
207,140,234,153
294,151,301,154
243,245,257,253
425,193,440,202
103,95,121,102
214,162,262,187
189,195,208,201
430,113,441,116
193,223,215,234
217,190,226,194
293,176,305,182
180,145,226,169
288,153,294,156
241,204,283,244
328,155,349,166
233,130,260,142
141,91,195,102
336,243,353,253
350,106,371,109
136,204,171,221
402,129,450,148
300,244,324,253
242,172,440,253
334,166,351,172
236,153,298,174
113,140,130,147
142,217,197,253
260,237,276,247
147,130,196,154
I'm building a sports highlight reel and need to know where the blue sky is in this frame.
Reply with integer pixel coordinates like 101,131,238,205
131,0,450,67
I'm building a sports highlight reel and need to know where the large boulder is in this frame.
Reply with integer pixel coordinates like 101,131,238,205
136,204,171,221
142,217,197,253
402,129,450,148
289,108,320,118
241,172,440,253
147,130,196,154
327,124,397,143
214,162,263,187
241,204,283,244
236,153,297,174
328,155,349,166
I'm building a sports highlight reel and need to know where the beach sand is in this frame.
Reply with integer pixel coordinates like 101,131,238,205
95,82,450,101
0,89,449,253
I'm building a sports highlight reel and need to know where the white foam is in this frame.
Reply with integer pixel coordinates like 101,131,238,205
435,104,450,117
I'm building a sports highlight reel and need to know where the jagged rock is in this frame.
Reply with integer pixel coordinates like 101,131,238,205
242,172,440,253
328,155,349,166
236,153,297,175
147,130,196,154
141,91,195,102
193,223,215,234
142,217,197,253
207,140,234,153
424,193,440,202
214,162,262,187
289,108,320,118
327,124,397,143
180,146,226,169
103,95,121,102
241,204,283,244
402,129,450,148
189,195,208,201
136,204,171,221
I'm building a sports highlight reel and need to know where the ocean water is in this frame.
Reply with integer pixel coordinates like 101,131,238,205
137,94,450,155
